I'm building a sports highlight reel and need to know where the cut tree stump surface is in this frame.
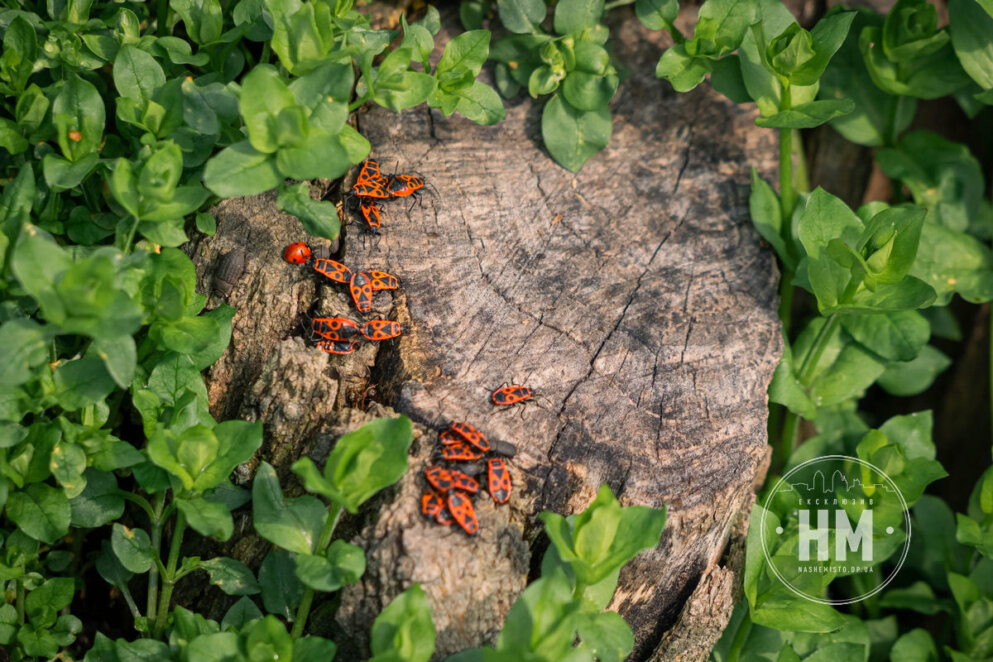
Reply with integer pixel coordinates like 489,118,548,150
190,8,781,661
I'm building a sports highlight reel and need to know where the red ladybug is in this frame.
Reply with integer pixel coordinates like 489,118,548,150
283,242,312,265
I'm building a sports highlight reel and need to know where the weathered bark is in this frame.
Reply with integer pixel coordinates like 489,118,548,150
187,7,782,660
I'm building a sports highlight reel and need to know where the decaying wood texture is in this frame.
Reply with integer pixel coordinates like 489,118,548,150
187,7,782,660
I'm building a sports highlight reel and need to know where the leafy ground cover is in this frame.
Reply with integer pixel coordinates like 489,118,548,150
0,0,991,659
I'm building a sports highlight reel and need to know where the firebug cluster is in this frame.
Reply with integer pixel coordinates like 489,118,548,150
421,421,515,536
349,158,426,231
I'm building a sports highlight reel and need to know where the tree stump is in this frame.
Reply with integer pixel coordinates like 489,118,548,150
188,7,781,661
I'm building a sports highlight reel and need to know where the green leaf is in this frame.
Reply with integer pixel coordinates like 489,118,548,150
694,0,760,55
25,577,74,627
541,485,666,587
96,540,134,589
375,71,438,111
2,17,37,92
50,441,87,496
244,616,294,662
0,319,49,388
70,469,124,528
53,356,116,411
461,1,486,30
294,636,338,662
292,416,413,514
768,337,817,419
294,539,366,592
841,311,929,362
636,0,678,30
911,222,993,305
113,45,166,105
42,153,100,191
91,335,137,388
790,11,856,85
258,548,303,619
562,72,619,112
18,624,58,658
177,496,234,540
749,168,791,266
171,0,224,44
860,26,971,99
497,0,546,33
53,74,105,161
451,81,506,125
555,0,605,35
820,9,916,147
891,628,938,662
797,188,864,260
949,0,993,91
807,342,886,407
200,557,262,595
111,523,154,573
495,570,580,658
575,611,633,662
877,131,988,234
203,140,282,198
656,44,714,92
877,345,951,396
190,305,236,370
240,65,297,154
369,585,435,662
755,98,855,129
276,182,341,241
542,95,612,173
222,596,264,630
253,462,327,554
437,30,491,77
860,205,926,284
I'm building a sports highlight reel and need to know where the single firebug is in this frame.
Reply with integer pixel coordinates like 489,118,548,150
492,384,533,406
356,159,385,187
387,174,425,198
447,492,479,535
421,489,446,520
315,340,359,355
437,442,484,462
439,430,462,446
349,271,374,312
487,458,512,504
312,258,351,283
449,421,491,452
360,199,382,230
361,320,402,341
312,317,361,342
367,270,400,291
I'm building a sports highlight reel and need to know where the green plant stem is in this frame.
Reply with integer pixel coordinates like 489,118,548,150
725,615,753,662
779,128,795,222
123,216,140,255
290,502,343,640
990,304,992,449
152,510,187,639
15,578,25,625
156,0,169,36
259,41,271,66
147,493,165,623
793,129,808,194
603,0,634,9
777,315,841,463
348,92,372,112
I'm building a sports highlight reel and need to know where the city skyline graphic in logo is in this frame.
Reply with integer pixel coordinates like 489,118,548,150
759,455,911,606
